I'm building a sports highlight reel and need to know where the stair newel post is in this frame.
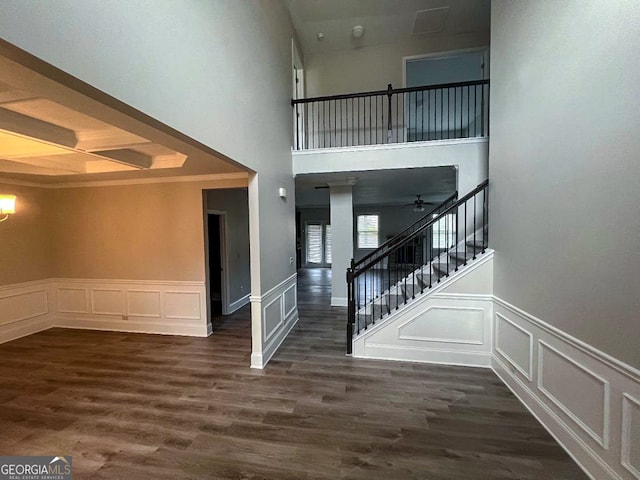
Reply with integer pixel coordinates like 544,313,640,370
386,84,393,143
346,265,355,355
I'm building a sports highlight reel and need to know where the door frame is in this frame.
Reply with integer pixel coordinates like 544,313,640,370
292,38,305,149
304,220,332,267
206,210,230,316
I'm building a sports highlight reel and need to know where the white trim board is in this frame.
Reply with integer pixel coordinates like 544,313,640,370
292,136,487,157
228,294,250,314
0,172,249,189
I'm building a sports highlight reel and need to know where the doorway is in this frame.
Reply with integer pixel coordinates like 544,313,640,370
207,212,226,317
305,221,332,267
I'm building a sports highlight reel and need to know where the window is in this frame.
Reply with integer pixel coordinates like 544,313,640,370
433,213,456,249
306,222,331,265
357,214,379,249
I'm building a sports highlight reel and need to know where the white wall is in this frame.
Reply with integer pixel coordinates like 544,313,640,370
329,185,353,306
490,0,640,370
207,188,251,311
0,1,300,367
306,34,489,96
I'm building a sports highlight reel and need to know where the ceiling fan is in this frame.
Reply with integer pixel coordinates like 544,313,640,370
404,194,437,212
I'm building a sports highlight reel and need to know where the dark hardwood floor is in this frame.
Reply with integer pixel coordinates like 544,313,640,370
0,268,587,479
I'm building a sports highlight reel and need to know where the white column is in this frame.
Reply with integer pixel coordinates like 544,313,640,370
329,184,354,307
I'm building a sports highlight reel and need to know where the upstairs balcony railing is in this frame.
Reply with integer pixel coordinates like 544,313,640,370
292,79,489,151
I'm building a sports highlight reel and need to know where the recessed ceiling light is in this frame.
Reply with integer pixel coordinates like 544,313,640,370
316,32,325,41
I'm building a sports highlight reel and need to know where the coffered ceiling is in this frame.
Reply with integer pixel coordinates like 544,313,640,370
0,48,244,185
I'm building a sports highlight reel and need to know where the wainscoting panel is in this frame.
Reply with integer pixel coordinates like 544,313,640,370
495,312,533,381
0,280,53,343
54,280,208,337
250,273,299,369
57,288,89,314
622,394,640,478
91,289,124,316
493,297,640,480
126,290,161,318
353,294,493,367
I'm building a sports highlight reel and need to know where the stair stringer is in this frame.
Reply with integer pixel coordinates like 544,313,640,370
352,250,494,367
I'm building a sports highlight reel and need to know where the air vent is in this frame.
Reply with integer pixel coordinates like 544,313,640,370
413,7,450,35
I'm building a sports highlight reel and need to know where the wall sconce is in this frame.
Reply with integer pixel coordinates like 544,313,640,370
0,195,16,222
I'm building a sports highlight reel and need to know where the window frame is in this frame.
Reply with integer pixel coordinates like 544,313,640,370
356,213,380,250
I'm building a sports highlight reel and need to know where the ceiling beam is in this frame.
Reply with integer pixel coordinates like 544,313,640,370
0,158,76,176
91,148,152,169
0,107,77,148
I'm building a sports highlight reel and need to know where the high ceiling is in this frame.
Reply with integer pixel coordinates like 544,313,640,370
0,52,243,185
285,0,491,55
295,166,456,208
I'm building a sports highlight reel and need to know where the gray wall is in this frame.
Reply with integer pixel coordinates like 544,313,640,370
305,34,489,97
0,1,298,295
490,0,640,369
207,188,250,307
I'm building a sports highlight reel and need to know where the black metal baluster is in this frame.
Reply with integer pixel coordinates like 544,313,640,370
467,85,471,138
481,84,485,136
474,85,477,137
473,194,477,260
447,87,450,139
421,90,424,141
427,89,431,140
482,186,486,252
464,200,468,265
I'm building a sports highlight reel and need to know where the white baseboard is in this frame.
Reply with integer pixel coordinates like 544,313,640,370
331,296,348,307
54,317,210,337
228,293,250,314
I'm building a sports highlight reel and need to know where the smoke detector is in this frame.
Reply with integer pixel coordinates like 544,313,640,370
352,25,365,39
316,32,325,41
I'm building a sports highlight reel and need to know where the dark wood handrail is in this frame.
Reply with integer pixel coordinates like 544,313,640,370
292,79,489,105
351,180,488,277
353,191,458,269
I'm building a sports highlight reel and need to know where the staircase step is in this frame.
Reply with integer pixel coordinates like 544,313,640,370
466,239,486,250
432,261,454,276
449,250,475,264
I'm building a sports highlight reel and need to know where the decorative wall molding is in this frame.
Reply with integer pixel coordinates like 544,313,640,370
250,273,299,369
621,393,640,479
0,172,249,189
495,312,533,381
0,278,210,340
493,296,640,480
537,340,610,450
54,279,208,336
0,280,53,344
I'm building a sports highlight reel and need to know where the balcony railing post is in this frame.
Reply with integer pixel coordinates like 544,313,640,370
346,265,355,355
386,83,393,143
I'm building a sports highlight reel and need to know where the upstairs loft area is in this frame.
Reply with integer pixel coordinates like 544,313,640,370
292,79,489,151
